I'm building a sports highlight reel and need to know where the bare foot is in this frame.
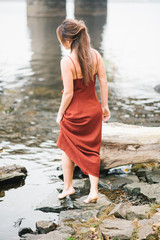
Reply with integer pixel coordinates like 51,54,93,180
84,192,98,204
57,187,75,199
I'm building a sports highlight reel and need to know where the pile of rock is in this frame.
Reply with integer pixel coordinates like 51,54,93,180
20,174,160,240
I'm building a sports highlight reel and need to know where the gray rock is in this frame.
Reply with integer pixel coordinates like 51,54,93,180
25,230,69,240
137,216,160,240
58,178,90,195
73,178,90,193
124,182,141,195
150,212,160,222
108,202,151,220
35,190,74,213
146,170,160,183
138,219,155,240
126,204,150,220
136,168,150,182
18,227,33,237
98,175,134,190
59,209,83,224
58,225,75,235
36,220,57,234
136,168,160,183
124,174,140,183
124,182,160,203
99,218,134,239
154,84,160,93
0,164,27,184
108,202,132,218
59,208,99,226
73,193,111,210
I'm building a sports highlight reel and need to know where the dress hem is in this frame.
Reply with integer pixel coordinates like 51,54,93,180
57,142,100,178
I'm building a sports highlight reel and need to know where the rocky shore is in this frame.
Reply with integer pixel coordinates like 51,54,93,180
16,164,160,240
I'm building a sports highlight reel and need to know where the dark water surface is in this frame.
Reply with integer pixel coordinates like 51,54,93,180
0,0,160,239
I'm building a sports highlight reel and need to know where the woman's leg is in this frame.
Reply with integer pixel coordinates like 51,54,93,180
57,151,75,199
84,174,99,203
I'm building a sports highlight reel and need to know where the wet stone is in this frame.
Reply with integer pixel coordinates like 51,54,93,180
35,190,74,213
145,169,160,184
18,227,33,237
58,165,87,180
136,168,160,183
98,175,134,190
36,220,57,234
58,178,90,196
0,164,27,185
136,168,150,182
124,182,160,204
73,178,90,193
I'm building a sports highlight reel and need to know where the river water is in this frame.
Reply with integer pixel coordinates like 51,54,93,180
0,0,160,239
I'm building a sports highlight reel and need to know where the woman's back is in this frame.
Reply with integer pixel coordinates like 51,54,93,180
68,48,98,81
62,51,101,123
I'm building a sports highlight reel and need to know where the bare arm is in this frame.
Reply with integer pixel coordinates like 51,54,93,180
56,57,73,124
96,50,110,122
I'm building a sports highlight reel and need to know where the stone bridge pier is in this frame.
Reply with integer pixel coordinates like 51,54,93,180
75,0,107,52
27,0,66,17
27,0,107,52
26,0,107,98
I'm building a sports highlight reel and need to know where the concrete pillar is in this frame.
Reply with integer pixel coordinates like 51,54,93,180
75,0,107,16
27,0,66,17
75,0,107,52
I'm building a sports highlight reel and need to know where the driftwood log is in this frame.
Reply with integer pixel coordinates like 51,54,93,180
0,164,27,184
100,122,160,170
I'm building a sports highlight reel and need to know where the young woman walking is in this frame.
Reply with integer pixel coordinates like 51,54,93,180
56,19,110,204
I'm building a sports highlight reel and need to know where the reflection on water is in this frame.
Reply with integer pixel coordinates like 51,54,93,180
101,1,160,126
0,0,160,239
0,140,62,239
75,0,107,52
27,17,63,86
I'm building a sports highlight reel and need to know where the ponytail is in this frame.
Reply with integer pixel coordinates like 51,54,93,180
57,19,93,85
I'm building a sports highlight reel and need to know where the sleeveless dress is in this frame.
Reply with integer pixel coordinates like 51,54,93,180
57,54,102,177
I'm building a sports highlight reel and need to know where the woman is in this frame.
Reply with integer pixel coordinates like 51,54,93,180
56,19,110,204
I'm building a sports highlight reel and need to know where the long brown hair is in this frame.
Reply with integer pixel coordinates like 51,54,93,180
56,19,93,85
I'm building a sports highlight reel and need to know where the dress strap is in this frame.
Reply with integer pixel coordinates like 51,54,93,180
68,56,78,79
94,50,98,74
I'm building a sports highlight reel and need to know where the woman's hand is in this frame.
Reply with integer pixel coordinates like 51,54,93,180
56,112,63,125
102,106,110,123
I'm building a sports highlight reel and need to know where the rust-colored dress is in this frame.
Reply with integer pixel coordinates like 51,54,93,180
57,55,102,177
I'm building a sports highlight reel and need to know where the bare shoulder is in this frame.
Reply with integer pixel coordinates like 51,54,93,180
60,56,74,79
91,48,101,61
60,56,72,67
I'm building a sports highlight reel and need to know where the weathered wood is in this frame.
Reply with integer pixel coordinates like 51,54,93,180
100,122,160,170
0,164,27,184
